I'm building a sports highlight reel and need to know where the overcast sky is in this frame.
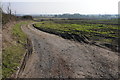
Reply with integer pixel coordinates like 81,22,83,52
1,0,120,14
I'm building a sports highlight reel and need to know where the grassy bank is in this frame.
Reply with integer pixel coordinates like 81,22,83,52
2,21,30,78
34,20,119,51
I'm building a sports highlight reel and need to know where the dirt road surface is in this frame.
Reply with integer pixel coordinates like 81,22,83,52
17,24,119,78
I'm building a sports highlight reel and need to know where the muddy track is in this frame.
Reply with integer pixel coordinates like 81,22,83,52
17,23,119,78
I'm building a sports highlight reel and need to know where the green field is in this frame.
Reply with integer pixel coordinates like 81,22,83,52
34,19,119,51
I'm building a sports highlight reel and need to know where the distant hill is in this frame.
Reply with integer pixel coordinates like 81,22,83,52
54,14,119,19
28,13,119,19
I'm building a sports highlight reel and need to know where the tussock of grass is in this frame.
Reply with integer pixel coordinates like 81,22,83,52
2,21,30,78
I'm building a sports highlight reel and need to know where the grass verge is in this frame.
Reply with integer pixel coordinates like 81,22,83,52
2,21,30,78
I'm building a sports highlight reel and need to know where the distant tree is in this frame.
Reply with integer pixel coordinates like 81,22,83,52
21,15,33,20
54,15,57,17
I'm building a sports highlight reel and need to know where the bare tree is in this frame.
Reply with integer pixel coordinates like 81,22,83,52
7,3,12,15
0,4,4,13
14,10,16,16
0,7,2,14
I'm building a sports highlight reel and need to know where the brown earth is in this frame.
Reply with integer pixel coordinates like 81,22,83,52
2,21,17,49
17,23,119,78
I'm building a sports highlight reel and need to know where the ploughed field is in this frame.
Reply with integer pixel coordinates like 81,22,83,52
33,19,119,52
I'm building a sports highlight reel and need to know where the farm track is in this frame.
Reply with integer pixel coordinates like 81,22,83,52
17,23,119,78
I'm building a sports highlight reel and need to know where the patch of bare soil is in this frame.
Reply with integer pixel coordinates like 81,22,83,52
2,21,17,49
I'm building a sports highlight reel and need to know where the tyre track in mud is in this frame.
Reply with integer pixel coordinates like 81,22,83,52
17,23,119,78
